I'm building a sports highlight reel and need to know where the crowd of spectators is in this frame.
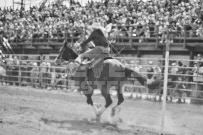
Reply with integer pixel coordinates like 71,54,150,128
0,0,203,44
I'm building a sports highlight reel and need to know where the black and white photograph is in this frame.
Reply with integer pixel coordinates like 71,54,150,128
0,0,203,135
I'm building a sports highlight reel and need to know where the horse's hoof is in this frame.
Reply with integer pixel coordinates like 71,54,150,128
94,103,102,109
111,109,116,117
112,117,122,125
96,114,101,122
111,107,121,117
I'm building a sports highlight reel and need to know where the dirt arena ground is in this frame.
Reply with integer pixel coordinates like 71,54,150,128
0,86,203,135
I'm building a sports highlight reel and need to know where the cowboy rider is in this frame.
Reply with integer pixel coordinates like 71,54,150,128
73,23,111,67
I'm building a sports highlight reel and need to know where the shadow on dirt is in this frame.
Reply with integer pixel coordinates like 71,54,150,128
40,117,131,134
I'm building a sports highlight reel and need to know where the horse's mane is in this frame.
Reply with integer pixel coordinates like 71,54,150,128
67,44,79,56
61,44,78,61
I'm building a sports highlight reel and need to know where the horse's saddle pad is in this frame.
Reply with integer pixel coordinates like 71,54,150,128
88,56,113,78
90,56,113,68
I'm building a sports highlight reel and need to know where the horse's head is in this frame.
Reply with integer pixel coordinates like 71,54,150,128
55,40,78,64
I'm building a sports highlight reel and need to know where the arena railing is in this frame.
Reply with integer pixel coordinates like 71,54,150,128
116,57,203,102
0,56,203,103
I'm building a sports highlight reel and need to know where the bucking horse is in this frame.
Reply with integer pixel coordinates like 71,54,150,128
55,40,152,122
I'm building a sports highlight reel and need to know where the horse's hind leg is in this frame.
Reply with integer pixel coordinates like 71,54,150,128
111,94,123,117
111,84,124,117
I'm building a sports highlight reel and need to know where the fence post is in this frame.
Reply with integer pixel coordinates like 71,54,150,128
65,29,67,41
195,63,200,98
195,74,198,98
160,39,170,135
130,26,133,47
63,66,66,89
156,25,159,48
184,25,186,48
18,65,22,86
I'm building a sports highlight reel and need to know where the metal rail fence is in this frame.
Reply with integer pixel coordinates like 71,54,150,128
0,54,203,103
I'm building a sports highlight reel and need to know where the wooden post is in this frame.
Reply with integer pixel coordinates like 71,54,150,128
184,25,186,48
130,26,133,47
156,25,159,48
18,65,22,86
137,50,141,58
13,0,14,10
160,39,170,135
189,51,194,67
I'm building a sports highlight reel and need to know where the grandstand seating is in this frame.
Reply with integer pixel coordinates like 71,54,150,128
1,30,203,55
0,0,203,54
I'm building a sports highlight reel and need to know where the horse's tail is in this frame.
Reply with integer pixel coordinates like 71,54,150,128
125,67,147,86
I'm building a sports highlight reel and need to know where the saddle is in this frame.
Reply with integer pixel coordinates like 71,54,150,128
81,54,112,78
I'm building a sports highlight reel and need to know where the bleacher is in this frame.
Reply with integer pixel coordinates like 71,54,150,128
0,29,203,55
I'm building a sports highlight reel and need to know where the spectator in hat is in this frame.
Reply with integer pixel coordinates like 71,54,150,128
30,62,39,88
0,55,4,66
20,60,28,86
40,56,51,89
196,25,203,37
170,61,179,74
12,56,20,86
194,54,203,68
5,55,13,85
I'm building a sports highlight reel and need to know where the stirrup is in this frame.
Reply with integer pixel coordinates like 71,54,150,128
81,61,91,65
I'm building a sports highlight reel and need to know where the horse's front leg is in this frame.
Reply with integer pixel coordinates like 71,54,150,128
91,85,113,122
83,82,104,122
82,82,97,113
84,89,103,118
111,83,124,117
